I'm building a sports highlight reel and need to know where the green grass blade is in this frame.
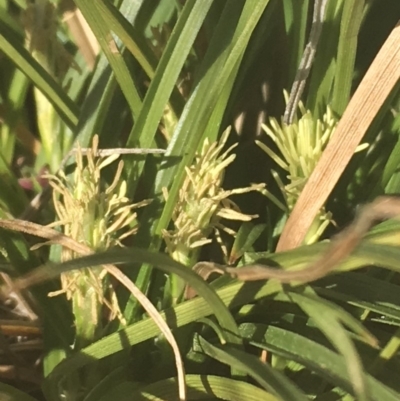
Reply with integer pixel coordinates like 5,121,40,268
230,223,266,263
125,0,213,179
331,0,365,115
382,115,400,191
273,288,378,347
71,1,144,148
26,247,239,338
240,323,400,401
72,55,118,148
74,0,143,118
307,0,344,114
0,21,79,128
0,3,24,36
316,273,400,323
94,0,157,80
99,375,279,401
288,291,368,401
201,52,242,143
198,336,309,401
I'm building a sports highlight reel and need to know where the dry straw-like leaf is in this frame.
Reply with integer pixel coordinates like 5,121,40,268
278,20,400,251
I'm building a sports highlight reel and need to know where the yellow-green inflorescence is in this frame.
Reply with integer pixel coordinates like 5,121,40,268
47,136,148,348
258,93,337,244
162,128,265,302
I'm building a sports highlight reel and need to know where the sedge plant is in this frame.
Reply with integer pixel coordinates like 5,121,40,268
45,135,149,349
162,128,265,304
1,1,400,401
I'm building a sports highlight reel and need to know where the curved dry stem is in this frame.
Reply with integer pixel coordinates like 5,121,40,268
190,196,400,288
0,219,186,401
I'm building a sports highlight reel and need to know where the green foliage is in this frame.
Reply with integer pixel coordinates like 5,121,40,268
1,0,400,400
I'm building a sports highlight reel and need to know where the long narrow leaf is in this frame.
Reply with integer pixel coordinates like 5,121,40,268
198,336,309,401
107,375,279,401
331,0,365,114
74,0,143,118
288,291,368,401
0,21,79,128
241,323,400,401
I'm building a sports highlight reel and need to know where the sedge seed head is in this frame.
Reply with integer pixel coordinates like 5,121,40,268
163,127,265,259
259,92,338,242
46,136,149,323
